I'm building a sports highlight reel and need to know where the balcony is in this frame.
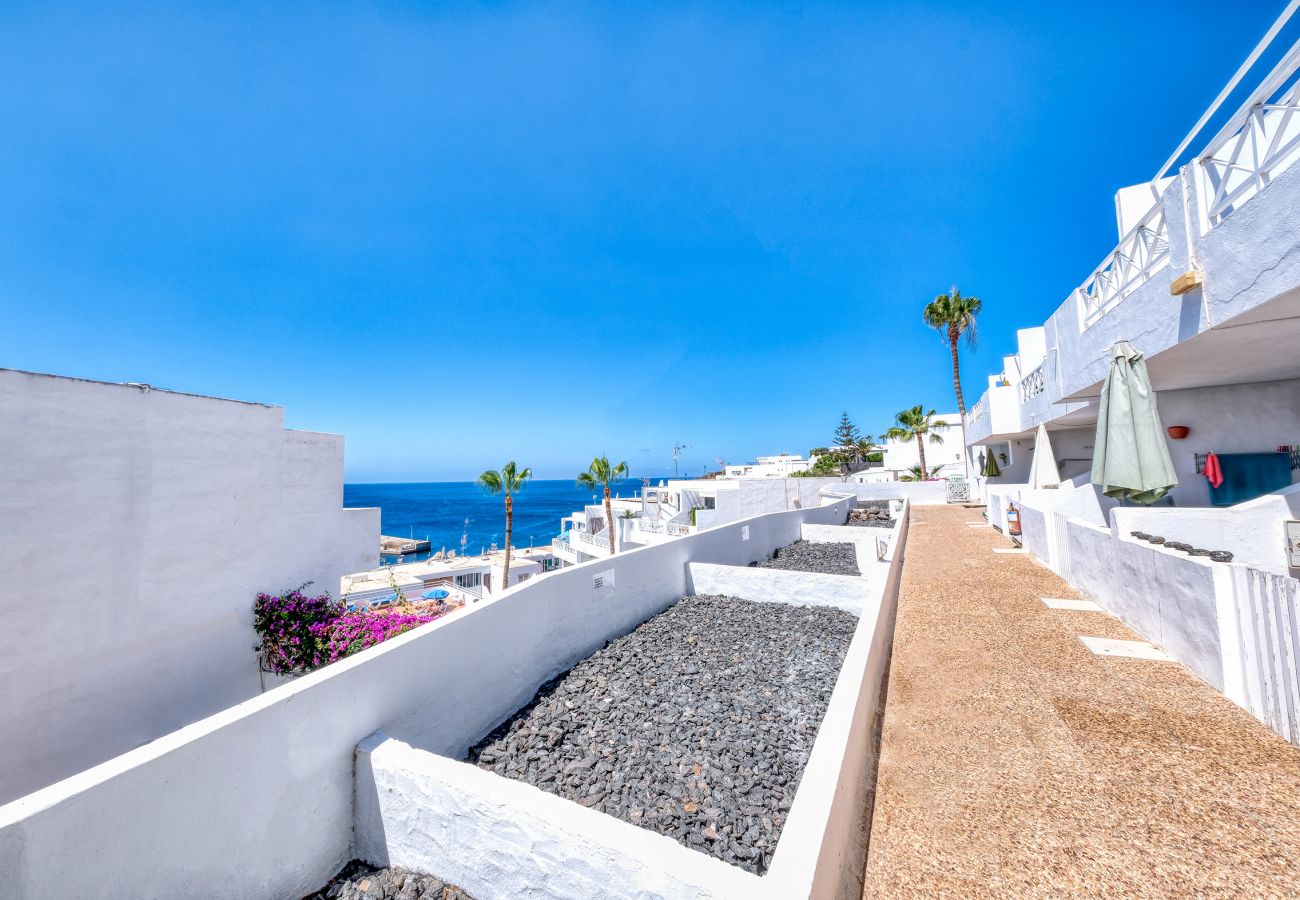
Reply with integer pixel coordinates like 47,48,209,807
1199,53,1300,228
1076,199,1172,331
574,529,614,557
965,382,1022,444
550,538,580,564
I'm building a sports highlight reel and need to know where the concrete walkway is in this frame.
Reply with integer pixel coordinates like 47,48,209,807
862,505,1300,898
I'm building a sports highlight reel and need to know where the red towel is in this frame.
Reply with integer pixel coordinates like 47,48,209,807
1204,451,1224,489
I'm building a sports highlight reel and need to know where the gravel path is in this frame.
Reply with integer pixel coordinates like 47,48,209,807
304,860,474,900
756,539,860,576
468,595,857,875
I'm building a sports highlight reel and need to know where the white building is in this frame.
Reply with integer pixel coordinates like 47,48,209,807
342,545,559,604
961,39,1300,745
850,413,963,483
722,454,812,478
0,369,378,804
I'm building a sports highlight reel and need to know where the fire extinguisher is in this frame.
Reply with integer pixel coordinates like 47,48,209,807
1007,502,1022,537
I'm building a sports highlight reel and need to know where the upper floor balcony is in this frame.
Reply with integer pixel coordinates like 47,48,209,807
967,41,1300,442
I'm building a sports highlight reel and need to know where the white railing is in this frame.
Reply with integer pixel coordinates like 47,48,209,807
1199,46,1300,227
636,520,693,537
1077,200,1171,330
455,580,485,601
575,530,614,556
1020,362,1046,403
967,394,989,425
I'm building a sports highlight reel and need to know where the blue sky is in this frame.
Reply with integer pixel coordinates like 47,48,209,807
0,1,1285,481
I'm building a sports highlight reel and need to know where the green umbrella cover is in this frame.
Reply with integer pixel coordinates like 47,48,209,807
980,448,1001,477
1091,341,1177,504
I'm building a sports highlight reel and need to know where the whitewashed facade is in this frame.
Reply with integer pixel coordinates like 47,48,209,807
0,369,378,803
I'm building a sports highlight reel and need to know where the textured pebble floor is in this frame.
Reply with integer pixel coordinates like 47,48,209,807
468,594,857,874
755,539,860,576
304,860,475,900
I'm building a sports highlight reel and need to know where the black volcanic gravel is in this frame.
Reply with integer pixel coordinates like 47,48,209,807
467,594,857,875
304,860,475,900
755,540,860,576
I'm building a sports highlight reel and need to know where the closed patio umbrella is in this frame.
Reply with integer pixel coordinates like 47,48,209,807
1091,341,1177,504
1028,424,1061,489
980,449,1001,477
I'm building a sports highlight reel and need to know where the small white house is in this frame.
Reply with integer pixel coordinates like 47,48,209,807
856,413,963,482
723,454,812,478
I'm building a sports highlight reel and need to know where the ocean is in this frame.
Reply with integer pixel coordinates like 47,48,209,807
344,479,672,564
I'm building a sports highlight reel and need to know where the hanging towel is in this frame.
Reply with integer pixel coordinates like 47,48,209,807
1208,452,1292,506
1204,451,1224,489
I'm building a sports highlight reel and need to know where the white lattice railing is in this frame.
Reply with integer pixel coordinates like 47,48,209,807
1020,362,1046,403
967,394,989,425
643,520,692,534
575,530,614,555
1200,47,1300,227
1077,200,1171,330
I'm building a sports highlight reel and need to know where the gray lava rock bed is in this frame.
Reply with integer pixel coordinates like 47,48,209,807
755,539,860,576
304,860,475,900
467,594,857,875
846,501,894,529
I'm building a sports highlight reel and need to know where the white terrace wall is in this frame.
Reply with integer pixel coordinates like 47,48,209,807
0,369,378,805
355,505,911,900
1113,483,1300,575
693,478,848,529
1012,488,1300,747
829,481,951,506
0,497,851,900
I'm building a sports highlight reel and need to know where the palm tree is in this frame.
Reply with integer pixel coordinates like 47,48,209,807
853,435,878,464
476,461,532,590
885,406,948,477
923,287,982,417
577,456,628,555
899,463,943,482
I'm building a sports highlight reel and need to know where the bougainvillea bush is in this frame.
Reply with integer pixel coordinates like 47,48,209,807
254,587,446,675
254,588,341,674
314,610,441,665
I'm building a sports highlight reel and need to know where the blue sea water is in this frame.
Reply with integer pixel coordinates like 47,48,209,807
344,479,664,564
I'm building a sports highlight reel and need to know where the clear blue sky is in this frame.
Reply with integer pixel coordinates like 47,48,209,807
0,1,1285,481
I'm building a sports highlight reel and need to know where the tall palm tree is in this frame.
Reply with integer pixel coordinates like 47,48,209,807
923,287,982,417
476,461,531,590
885,406,948,477
577,456,628,555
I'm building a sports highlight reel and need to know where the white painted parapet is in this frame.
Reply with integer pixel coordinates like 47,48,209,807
0,369,379,805
687,564,868,617
0,496,854,900
354,501,910,900
1009,485,1300,748
355,735,759,900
